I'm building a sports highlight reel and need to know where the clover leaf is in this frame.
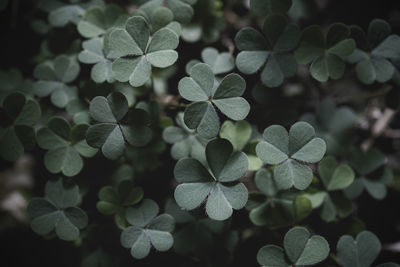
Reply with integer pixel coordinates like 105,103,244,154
257,226,330,267
120,198,175,259
109,16,179,87
250,0,292,17
86,92,152,160
344,148,391,200
247,168,312,228
47,3,85,27
96,180,144,229
220,120,264,171
77,4,124,38
256,122,326,190
27,178,88,241
295,23,356,82
78,37,114,83
162,112,208,163
301,98,356,155
187,47,235,75
336,231,381,267
347,19,400,84
37,116,97,177
0,68,34,104
34,55,80,108
304,156,354,222
179,63,250,139
235,14,300,87
139,0,196,24
174,138,248,221
0,93,41,161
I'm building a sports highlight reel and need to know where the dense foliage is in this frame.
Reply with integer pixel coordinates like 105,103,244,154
0,0,400,266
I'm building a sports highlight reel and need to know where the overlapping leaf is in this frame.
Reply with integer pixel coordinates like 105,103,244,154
109,16,179,87
344,148,391,200
33,55,80,108
347,19,400,84
235,14,300,87
162,112,208,163
139,0,196,24
37,116,97,177
174,138,248,221
247,168,312,228
187,47,235,75
96,180,143,229
77,4,124,38
86,92,152,160
301,98,356,155
257,226,330,266
120,199,175,259
295,23,356,82
304,156,354,222
179,63,250,139
0,68,34,103
256,122,326,190
27,178,88,241
0,93,41,161
78,37,114,83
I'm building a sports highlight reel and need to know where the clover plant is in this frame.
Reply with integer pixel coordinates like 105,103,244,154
1,1,399,266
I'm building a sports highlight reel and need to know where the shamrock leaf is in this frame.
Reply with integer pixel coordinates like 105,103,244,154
336,231,381,267
77,4,124,38
37,116,97,177
86,92,153,160
96,180,144,229
179,63,250,139
0,93,41,161
347,19,400,84
33,55,80,108
301,98,356,155
235,14,300,87
187,47,235,75
48,4,85,27
120,199,175,259
257,226,330,266
247,168,312,228
78,37,114,83
295,23,356,82
139,0,196,24
162,112,208,163
304,156,354,222
344,148,391,200
220,120,263,171
174,138,248,221
0,68,34,104
109,16,179,87
27,178,88,241
250,0,293,17
256,122,326,190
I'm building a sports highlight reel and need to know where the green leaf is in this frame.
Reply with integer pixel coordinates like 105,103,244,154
257,245,290,267
284,227,330,265
121,198,174,259
173,139,248,220
337,231,381,267
318,156,355,190
87,92,152,160
27,178,87,241
220,120,252,151
274,159,313,190
0,93,41,161
201,47,235,75
179,63,214,101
